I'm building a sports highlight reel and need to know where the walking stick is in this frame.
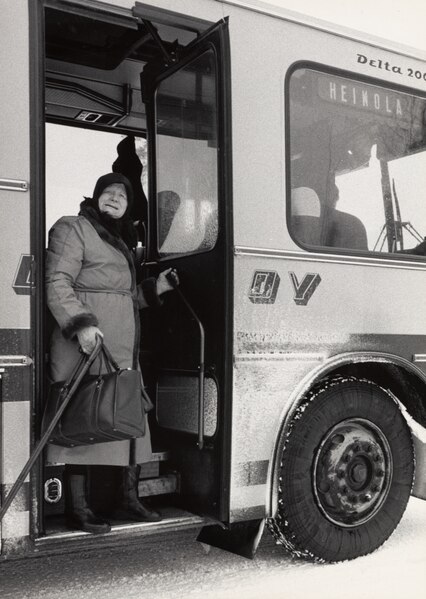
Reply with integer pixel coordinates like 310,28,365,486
0,338,102,523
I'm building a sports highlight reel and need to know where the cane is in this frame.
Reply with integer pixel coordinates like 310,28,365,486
0,338,103,523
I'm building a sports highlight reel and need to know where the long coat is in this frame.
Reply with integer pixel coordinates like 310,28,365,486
45,214,153,466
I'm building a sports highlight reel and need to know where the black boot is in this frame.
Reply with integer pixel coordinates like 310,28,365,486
65,466,111,534
112,465,161,522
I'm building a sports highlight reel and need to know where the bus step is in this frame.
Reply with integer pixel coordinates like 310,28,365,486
139,450,170,480
138,472,180,497
45,451,169,469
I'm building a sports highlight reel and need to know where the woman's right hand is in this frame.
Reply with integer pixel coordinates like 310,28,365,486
76,326,103,354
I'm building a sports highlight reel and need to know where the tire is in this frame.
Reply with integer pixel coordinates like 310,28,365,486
269,376,414,562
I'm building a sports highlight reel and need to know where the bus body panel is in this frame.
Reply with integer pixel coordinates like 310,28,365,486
226,3,426,518
231,252,426,519
0,0,32,553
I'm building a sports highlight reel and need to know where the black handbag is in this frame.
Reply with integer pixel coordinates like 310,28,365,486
42,343,152,447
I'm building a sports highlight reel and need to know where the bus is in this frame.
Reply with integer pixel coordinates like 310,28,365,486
1,0,425,563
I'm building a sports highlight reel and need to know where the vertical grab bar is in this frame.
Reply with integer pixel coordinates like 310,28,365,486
166,270,205,449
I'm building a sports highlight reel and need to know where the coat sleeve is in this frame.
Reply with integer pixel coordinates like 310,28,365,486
136,277,164,309
46,217,98,339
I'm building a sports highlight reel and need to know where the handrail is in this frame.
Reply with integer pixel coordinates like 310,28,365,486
166,270,205,450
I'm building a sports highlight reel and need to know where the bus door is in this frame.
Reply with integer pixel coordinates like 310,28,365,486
138,16,233,522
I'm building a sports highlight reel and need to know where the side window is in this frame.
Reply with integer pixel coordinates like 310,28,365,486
155,50,219,256
288,67,426,255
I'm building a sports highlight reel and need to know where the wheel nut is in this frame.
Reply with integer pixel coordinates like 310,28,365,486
365,444,372,453
354,445,361,452
363,494,372,502
372,485,380,492
374,454,382,462
376,469,385,477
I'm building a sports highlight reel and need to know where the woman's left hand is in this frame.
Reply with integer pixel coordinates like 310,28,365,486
156,268,179,295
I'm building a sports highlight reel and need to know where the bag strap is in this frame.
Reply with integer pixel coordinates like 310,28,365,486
101,343,121,371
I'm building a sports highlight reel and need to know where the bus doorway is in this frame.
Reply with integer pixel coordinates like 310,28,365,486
39,2,232,544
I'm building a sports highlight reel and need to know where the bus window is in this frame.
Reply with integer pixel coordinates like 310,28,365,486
155,50,219,255
288,68,426,254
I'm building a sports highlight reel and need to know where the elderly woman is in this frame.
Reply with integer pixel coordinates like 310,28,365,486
46,172,175,534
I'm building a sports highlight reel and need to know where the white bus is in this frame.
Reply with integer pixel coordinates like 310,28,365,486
0,0,425,562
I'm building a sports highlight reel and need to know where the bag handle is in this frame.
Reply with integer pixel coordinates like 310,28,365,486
100,343,121,371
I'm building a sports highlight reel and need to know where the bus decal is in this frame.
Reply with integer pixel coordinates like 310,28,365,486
13,255,32,295
288,272,321,306
249,271,280,304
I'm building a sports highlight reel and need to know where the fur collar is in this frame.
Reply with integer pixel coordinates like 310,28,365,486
79,205,136,287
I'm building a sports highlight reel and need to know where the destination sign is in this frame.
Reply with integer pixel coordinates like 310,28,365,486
318,75,412,120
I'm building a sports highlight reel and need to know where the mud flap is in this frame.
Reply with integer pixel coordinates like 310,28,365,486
412,428,426,500
197,519,265,559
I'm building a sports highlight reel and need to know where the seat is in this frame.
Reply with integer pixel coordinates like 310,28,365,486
327,210,368,250
291,186,368,250
291,187,321,245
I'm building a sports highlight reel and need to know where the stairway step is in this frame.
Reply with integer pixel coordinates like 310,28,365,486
138,473,179,497
151,450,170,462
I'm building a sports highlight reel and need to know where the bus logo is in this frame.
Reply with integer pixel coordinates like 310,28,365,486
289,272,321,305
13,254,33,295
249,271,280,304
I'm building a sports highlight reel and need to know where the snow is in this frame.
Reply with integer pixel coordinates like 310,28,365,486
1,497,425,599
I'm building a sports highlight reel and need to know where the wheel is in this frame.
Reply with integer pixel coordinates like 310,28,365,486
269,376,414,562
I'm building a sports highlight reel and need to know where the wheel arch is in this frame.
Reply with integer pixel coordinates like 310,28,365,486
267,351,426,516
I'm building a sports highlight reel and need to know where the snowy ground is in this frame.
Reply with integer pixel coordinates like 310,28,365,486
0,497,425,599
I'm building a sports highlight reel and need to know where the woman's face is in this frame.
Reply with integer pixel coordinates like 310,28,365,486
98,183,128,219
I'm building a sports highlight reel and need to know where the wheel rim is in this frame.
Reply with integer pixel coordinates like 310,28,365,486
313,418,393,527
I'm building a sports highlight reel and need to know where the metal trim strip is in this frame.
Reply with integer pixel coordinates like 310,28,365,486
413,354,426,363
234,246,426,271
0,179,28,192
0,356,33,368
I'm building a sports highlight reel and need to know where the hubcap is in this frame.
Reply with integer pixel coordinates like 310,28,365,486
313,418,392,527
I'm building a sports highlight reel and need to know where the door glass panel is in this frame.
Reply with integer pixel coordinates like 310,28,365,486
155,49,219,255
288,68,426,255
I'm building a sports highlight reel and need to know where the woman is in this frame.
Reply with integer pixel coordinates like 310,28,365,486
46,172,175,534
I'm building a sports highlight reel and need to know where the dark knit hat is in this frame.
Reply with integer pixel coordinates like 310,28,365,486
92,172,134,216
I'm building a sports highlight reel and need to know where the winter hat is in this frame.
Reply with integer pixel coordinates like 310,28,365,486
91,172,134,217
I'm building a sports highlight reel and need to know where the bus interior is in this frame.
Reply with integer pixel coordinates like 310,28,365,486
288,66,426,255
40,3,231,539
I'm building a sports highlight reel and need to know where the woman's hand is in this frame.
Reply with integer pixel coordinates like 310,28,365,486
76,326,103,354
156,268,179,296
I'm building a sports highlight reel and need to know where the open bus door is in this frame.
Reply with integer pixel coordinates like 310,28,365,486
36,3,234,549
136,12,233,524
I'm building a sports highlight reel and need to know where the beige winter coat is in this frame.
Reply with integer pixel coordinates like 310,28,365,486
45,214,153,466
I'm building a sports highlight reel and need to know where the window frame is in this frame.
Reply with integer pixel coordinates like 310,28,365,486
154,47,220,258
285,60,426,261
146,43,222,262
